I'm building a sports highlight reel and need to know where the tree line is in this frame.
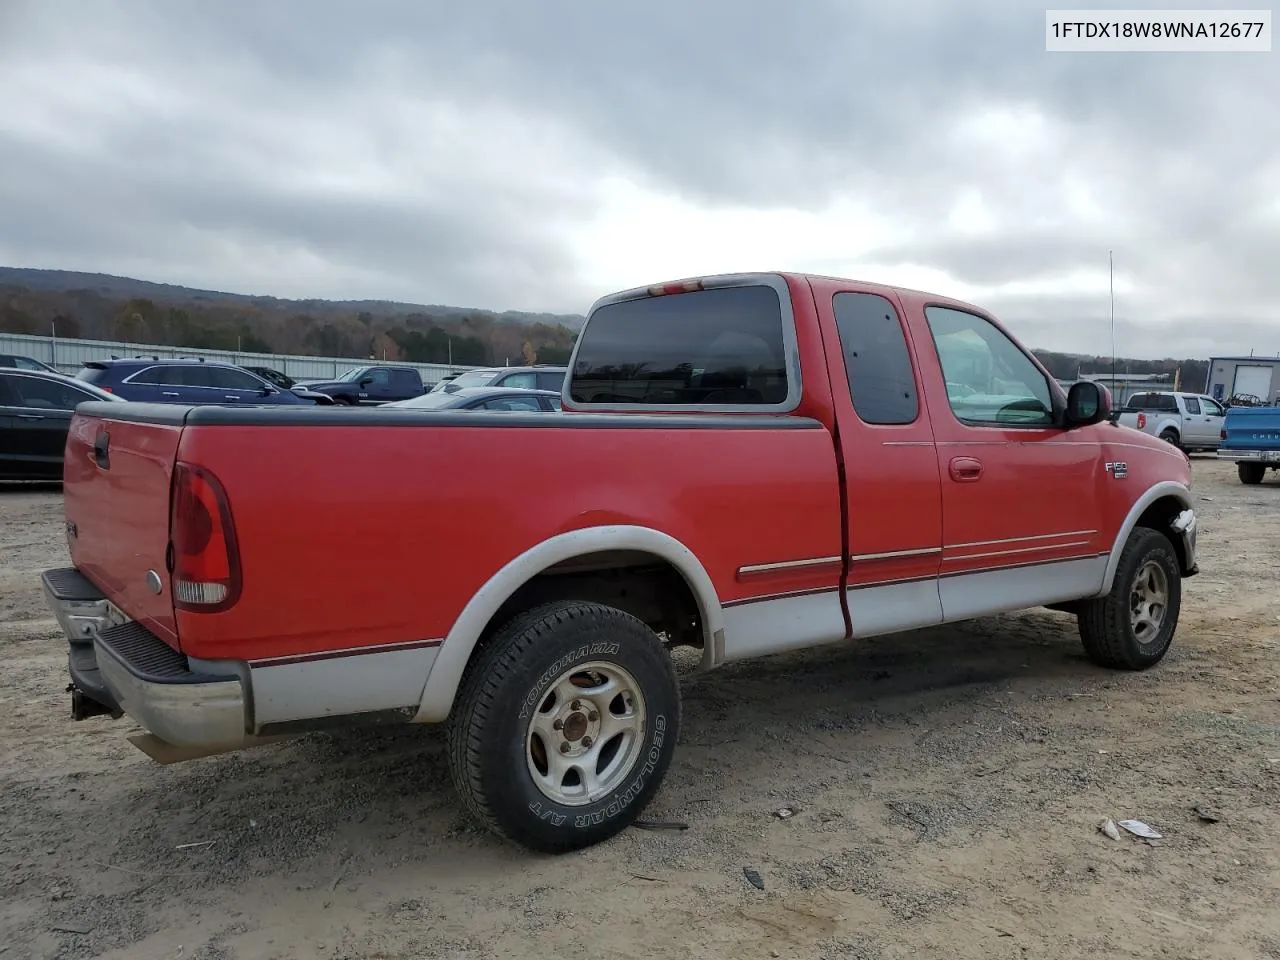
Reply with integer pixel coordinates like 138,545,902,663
0,283,577,366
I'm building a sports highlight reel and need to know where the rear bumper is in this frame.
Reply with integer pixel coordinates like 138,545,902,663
1216,448,1280,463
42,567,249,749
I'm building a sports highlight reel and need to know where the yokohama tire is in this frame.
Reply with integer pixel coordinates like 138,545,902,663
446,600,681,853
1238,462,1266,485
1077,527,1181,670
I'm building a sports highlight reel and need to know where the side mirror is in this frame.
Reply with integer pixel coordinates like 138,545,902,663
1065,380,1111,427
260,385,278,396
359,377,373,388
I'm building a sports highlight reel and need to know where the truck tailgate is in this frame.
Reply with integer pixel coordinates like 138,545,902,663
63,408,182,648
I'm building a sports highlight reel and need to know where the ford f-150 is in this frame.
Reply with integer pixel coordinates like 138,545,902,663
42,272,1199,853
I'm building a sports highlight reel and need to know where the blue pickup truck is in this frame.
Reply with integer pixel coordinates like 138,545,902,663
1216,405,1280,484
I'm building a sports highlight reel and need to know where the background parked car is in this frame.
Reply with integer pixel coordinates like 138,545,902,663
426,364,567,394
75,358,331,405
0,368,126,480
294,364,428,404
1,353,60,374
383,386,563,411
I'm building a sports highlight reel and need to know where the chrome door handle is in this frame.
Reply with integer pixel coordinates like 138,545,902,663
224,395,240,400
18,414,44,420
161,392,180,397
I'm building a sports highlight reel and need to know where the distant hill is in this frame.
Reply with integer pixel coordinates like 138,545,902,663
0,267,586,332
0,265,1207,385
0,266,582,365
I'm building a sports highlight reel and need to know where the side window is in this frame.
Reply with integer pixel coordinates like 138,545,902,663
366,368,391,387
536,371,565,392
484,396,542,411
0,374,19,404
130,365,182,385
1182,397,1201,415
831,292,918,424
1202,397,1225,416
15,357,47,371
11,376,94,410
391,369,419,392
924,306,1054,427
545,396,563,410
206,367,262,390
500,372,537,389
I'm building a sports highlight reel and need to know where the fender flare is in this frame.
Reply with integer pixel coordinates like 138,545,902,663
1097,481,1193,595
411,525,726,723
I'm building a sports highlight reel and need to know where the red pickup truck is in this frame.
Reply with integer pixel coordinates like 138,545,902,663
43,272,1199,853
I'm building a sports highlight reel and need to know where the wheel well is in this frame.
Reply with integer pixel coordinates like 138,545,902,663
1135,495,1189,571
475,550,705,655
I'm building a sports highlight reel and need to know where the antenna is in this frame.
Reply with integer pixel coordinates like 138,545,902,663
1109,249,1116,386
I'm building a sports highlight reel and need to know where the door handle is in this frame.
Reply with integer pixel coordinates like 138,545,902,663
224,395,240,401
93,429,110,470
949,456,983,482
18,414,44,421
161,391,180,398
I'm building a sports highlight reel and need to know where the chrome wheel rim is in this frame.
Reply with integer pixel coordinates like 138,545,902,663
1130,560,1169,643
524,661,647,807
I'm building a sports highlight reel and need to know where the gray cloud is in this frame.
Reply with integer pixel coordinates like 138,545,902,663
1,0,1277,356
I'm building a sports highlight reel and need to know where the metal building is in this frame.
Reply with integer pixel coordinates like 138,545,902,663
1204,356,1280,405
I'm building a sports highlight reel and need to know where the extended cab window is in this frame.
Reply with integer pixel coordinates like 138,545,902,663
1183,397,1201,415
832,292,918,424
924,306,1053,427
570,284,792,406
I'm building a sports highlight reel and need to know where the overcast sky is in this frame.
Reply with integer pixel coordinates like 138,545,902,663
1,1,1277,359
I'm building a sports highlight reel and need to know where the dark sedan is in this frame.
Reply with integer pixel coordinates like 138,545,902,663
382,386,563,411
0,369,126,480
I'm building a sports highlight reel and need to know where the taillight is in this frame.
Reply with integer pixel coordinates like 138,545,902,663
1136,412,1146,429
170,462,241,612
1220,429,1227,440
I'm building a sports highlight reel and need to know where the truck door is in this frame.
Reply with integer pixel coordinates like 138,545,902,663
914,305,1108,620
814,286,944,637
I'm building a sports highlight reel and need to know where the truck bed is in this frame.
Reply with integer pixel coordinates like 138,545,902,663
64,401,845,663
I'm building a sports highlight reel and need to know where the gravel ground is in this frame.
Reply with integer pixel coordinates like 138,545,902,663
1,459,1278,959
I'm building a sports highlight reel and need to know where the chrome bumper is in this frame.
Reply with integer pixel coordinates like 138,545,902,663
43,567,249,750
1216,449,1280,462
1170,508,1199,577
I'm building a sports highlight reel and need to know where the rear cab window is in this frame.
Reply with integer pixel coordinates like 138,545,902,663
568,277,800,409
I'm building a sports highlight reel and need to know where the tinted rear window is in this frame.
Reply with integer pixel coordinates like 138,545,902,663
569,284,791,406
76,365,109,384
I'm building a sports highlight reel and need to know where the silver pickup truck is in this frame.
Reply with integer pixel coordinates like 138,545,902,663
1114,391,1226,451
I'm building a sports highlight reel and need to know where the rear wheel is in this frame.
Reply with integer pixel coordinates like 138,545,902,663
1238,462,1266,485
1158,428,1181,448
447,600,680,853
1077,527,1180,670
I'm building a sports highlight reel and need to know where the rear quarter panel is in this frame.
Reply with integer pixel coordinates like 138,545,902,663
172,416,844,662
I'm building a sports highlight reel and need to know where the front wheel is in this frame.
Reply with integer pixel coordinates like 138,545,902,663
1238,462,1266,485
1077,527,1181,670
447,600,681,853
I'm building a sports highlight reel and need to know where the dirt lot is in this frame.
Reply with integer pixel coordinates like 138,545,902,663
1,458,1277,960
